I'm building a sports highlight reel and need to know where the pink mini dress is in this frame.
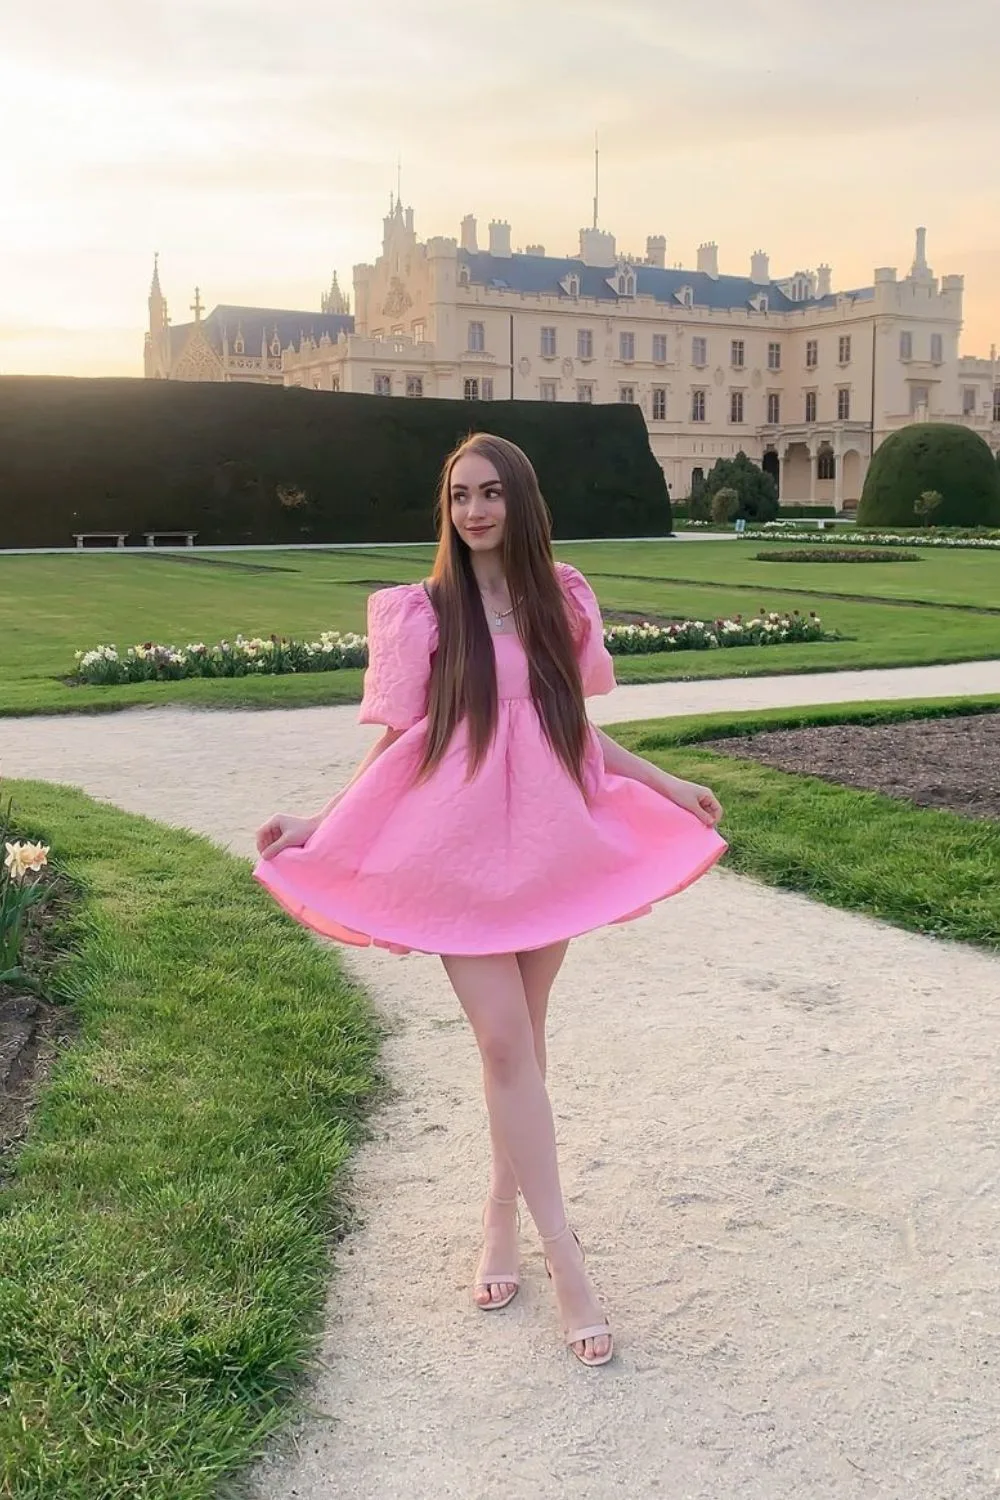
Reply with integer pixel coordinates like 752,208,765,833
252,561,727,955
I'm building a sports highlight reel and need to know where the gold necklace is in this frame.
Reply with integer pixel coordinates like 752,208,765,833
480,591,519,630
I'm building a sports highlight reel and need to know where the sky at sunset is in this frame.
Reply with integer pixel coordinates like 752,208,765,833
3,0,998,378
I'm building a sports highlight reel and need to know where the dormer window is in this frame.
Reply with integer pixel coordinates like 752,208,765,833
749,293,769,314
270,333,281,357
675,286,694,308
458,266,471,289
233,331,245,355
616,270,636,298
565,273,580,298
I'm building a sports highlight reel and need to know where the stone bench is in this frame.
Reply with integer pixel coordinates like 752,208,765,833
144,531,199,547
72,531,129,549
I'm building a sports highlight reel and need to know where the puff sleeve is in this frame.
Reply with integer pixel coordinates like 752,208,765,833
358,584,439,731
556,562,616,698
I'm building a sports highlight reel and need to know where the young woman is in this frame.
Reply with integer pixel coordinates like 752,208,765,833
254,433,726,1368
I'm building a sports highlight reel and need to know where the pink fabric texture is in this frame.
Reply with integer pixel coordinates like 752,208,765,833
252,562,727,955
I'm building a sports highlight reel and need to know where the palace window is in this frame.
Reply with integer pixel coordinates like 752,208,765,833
692,389,706,422
331,376,341,392
578,329,594,359
468,321,485,352
817,450,836,481
540,379,558,401
910,385,930,414
931,333,943,363
405,375,423,397
374,373,392,396
541,326,557,357
652,387,667,420
464,378,480,400
900,331,912,361
691,336,707,366
839,335,852,364
837,387,851,420
731,339,745,369
412,320,426,343
577,382,594,403
805,390,817,423
767,341,782,372
619,385,635,404
730,391,744,424
653,333,667,363
619,331,635,362
806,339,818,369
963,387,977,415
767,392,781,424
482,377,494,401
994,387,1000,423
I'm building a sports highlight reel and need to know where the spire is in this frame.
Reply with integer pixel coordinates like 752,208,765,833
190,286,204,323
148,252,168,334
321,270,350,316
150,251,162,298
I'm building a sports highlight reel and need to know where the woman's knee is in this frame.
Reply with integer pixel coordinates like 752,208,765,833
477,1021,534,1086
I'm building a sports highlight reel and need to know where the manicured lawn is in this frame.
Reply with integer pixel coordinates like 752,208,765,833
2,540,999,715
612,692,1000,950
0,779,383,1498
5,695,998,1491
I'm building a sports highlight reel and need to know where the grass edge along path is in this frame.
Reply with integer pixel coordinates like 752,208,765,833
611,692,1000,952
0,780,383,1500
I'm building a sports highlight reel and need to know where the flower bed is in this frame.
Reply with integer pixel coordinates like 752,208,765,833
73,610,836,685
603,610,834,655
754,549,918,564
743,526,1000,550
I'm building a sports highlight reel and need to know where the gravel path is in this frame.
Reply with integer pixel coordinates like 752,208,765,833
2,658,999,1500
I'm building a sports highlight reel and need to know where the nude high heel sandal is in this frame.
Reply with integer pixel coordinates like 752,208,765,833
541,1223,614,1367
474,1191,521,1311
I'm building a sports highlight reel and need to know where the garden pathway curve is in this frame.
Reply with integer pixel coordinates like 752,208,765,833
1,658,999,1500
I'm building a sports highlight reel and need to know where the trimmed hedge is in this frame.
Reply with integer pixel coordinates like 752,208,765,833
857,422,1000,529
0,378,671,548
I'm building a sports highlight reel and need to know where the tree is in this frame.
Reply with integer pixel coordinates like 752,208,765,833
858,423,1000,528
914,489,943,526
702,451,779,523
711,486,739,526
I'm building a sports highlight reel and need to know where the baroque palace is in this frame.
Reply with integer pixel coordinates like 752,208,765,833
144,202,999,507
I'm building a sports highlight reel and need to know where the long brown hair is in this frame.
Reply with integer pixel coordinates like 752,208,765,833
419,433,589,789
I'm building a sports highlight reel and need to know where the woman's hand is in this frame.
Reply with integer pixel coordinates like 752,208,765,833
255,813,320,860
659,775,723,828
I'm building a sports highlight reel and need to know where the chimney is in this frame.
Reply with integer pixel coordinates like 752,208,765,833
646,235,666,269
461,214,479,253
488,220,512,258
525,244,545,257
697,242,719,278
816,263,832,297
750,249,770,285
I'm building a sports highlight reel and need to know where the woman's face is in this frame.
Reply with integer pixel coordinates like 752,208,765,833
449,452,506,553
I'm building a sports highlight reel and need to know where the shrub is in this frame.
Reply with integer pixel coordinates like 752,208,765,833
754,549,919,563
711,487,739,526
915,489,944,525
857,423,1000,528
703,451,779,523
0,378,671,547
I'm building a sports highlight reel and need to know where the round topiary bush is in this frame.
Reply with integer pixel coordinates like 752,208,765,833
858,423,1000,529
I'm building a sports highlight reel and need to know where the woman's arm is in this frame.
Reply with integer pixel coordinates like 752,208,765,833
593,725,723,828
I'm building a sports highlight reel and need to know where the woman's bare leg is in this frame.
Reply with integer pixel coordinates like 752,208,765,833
443,951,611,1362
489,940,569,1200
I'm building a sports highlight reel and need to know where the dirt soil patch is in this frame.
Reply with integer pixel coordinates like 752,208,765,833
704,711,1000,821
